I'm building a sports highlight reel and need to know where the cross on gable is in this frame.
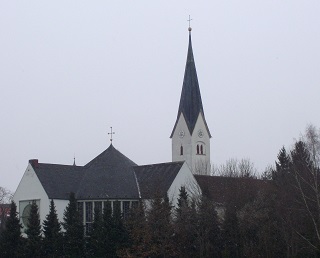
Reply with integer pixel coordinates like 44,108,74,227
108,127,115,143
188,15,192,28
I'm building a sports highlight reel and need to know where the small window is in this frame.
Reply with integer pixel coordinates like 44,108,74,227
77,202,84,223
113,201,121,216
85,202,93,223
94,201,102,214
180,146,183,155
200,145,203,155
197,145,199,154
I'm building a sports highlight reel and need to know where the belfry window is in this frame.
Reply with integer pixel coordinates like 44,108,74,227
196,142,205,155
180,146,183,155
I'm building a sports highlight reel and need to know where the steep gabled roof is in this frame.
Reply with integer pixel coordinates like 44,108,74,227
134,161,184,198
171,31,211,137
76,144,139,200
32,163,85,200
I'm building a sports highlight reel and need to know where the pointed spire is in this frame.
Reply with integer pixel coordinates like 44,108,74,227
171,27,211,137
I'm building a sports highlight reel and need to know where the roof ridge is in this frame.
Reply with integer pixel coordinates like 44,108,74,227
134,161,184,168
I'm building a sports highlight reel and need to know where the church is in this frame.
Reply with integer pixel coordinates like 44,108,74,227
13,27,213,233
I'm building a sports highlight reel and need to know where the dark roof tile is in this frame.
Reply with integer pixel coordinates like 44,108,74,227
33,163,85,200
134,161,184,198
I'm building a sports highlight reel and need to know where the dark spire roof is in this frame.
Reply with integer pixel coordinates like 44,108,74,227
171,30,211,137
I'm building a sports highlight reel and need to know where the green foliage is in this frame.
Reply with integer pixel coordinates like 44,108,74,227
87,206,105,258
103,201,116,256
147,195,176,257
42,199,62,257
121,201,149,257
238,191,286,257
174,187,198,257
25,201,42,257
0,201,23,257
110,201,129,256
63,192,85,257
223,203,242,258
197,195,222,257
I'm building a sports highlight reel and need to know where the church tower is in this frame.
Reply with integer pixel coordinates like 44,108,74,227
170,27,211,175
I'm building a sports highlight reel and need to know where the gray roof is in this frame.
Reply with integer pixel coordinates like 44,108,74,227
171,31,211,138
134,161,184,198
32,163,85,200
77,144,139,200
30,145,183,201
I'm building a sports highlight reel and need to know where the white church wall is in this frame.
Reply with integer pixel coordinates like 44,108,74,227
53,199,69,224
172,114,192,165
167,162,201,207
13,163,50,228
191,113,211,175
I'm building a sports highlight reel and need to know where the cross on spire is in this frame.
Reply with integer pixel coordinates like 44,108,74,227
188,15,192,31
108,126,115,143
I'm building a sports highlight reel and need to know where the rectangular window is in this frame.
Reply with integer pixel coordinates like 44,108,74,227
85,202,93,223
103,201,112,213
77,202,84,223
113,201,121,216
123,201,130,219
94,201,102,213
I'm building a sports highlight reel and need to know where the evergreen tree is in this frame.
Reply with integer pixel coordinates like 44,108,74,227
273,146,291,183
25,201,42,258
120,201,150,257
102,201,114,255
0,201,23,257
87,206,105,258
174,187,198,257
147,195,176,257
42,199,62,257
110,201,129,256
197,195,222,258
62,192,84,257
223,203,242,258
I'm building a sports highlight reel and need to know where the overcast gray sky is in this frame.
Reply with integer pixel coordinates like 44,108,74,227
1,1,320,191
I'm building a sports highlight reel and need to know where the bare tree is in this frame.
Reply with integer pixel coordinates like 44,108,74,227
194,160,213,176
214,158,257,178
0,187,13,233
0,187,12,204
290,125,320,252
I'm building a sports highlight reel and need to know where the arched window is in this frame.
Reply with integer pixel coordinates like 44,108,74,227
196,145,199,154
200,145,203,155
180,146,183,155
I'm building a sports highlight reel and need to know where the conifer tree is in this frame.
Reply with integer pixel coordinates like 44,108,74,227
62,192,84,257
147,195,176,257
42,199,62,257
25,201,42,258
102,201,114,255
223,203,242,258
87,206,105,258
110,201,129,256
174,187,197,257
0,201,23,257
197,195,222,258
273,146,291,183
120,201,149,257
